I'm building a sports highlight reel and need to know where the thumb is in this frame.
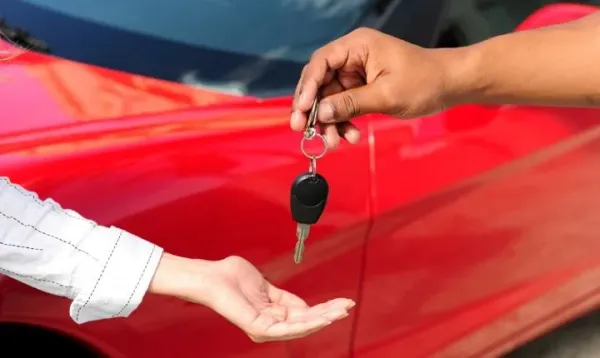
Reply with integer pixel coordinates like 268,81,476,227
317,83,386,123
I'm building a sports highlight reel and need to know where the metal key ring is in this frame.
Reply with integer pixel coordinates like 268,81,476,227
301,133,328,160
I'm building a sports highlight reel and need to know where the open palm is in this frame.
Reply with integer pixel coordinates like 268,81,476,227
182,256,354,342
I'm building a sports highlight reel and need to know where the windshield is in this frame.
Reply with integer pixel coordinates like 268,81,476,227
2,0,374,97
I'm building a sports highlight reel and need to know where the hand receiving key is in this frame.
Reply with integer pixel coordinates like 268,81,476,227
290,99,329,264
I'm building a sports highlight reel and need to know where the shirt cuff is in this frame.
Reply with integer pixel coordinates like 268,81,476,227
69,226,163,324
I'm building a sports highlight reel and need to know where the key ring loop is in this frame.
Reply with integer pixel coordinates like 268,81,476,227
301,133,327,160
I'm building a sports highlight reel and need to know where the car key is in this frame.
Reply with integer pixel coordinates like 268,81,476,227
291,98,329,264
291,172,329,263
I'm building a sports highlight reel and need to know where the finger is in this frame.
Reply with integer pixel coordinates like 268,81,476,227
290,110,307,132
293,65,307,101
321,76,362,146
249,318,330,342
320,77,344,98
319,78,350,149
318,84,384,123
321,122,341,149
267,284,308,308
337,71,366,90
291,70,336,132
261,319,331,342
261,305,288,322
314,298,356,311
286,298,355,321
286,308,349,323
300,298,355,318
337,122,361,144
320,308,350,322
294,39,351,113
292,65,309,116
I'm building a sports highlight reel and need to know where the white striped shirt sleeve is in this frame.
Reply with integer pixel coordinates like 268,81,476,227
0,177,163,324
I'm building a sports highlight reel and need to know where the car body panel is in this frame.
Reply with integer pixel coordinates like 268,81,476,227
357,105,600,357
1,2,600,358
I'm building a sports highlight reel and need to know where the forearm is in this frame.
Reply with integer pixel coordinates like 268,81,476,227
443,12,600,108
148,253,213,304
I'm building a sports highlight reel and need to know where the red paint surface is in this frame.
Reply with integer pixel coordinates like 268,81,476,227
2,3,600,357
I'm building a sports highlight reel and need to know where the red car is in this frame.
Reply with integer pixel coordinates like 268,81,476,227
2,1,600,357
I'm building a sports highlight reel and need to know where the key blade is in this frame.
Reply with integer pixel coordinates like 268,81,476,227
294,224,310,264
293,240,304,264
296,223,310,239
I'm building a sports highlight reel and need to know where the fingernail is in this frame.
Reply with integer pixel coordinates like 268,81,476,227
318,102,335,122
346,130,360,144
325,135,339,150
349,301,356,309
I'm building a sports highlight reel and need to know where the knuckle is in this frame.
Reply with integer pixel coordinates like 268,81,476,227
310,40,343,63
351,27,374,38
328,41,344,55
309,47,325,62
341,93,360,118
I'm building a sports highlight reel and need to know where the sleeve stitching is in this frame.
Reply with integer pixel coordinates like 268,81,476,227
0,267,75,290
74,231,122,322
112,245,156,318
0,211,95,259
0,241,41,251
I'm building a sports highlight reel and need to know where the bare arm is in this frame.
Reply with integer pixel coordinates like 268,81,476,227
291,12,600,147
448,12,600,108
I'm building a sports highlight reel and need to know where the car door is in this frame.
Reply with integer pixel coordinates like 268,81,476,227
352,2,600,357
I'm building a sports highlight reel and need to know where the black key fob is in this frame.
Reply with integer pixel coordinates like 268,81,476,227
290,172,329,225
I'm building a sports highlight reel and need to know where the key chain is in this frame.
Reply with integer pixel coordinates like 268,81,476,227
300,98,328,175
290,98,330,264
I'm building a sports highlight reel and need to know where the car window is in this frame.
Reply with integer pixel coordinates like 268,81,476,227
2,0,375,97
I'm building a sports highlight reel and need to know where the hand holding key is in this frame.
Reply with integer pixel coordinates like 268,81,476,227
291,27,458,149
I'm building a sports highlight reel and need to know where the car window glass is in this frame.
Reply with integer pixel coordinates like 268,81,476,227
3,0,375,97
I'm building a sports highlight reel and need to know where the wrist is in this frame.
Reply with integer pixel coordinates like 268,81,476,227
148,252,215,303
433,44,488,107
